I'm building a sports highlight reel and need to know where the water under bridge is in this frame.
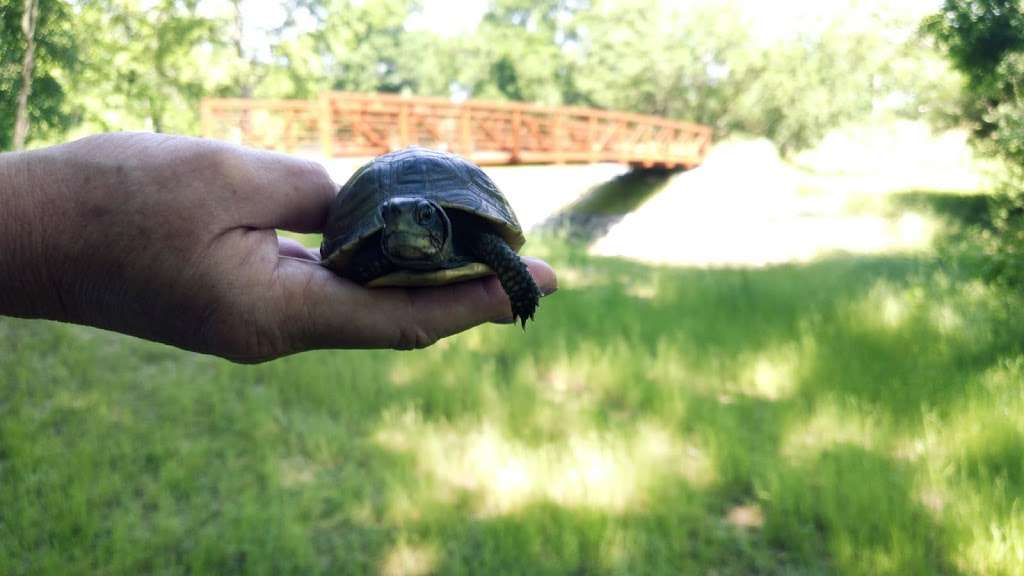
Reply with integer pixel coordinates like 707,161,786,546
200,92,712,170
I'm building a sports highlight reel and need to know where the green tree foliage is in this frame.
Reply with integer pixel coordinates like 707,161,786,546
571,0,952,152
1,0,959,155
925,0,1024,287
573,1,748,127
924,0,1024,93
71,0,224,134
281,0,420,94
461,0,585,105
0,0,78,148
265,0,461,99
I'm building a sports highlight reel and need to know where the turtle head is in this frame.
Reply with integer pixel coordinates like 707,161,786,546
379,197,451,268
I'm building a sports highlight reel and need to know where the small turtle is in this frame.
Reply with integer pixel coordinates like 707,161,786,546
320,147,541,326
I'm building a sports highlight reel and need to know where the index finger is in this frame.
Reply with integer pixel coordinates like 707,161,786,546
214,144,338,233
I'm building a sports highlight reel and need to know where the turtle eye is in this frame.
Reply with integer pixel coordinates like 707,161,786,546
416,204,435,225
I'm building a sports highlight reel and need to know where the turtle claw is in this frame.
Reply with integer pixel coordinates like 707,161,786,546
472,232,542,330
511,313,526,330
513,304,537,330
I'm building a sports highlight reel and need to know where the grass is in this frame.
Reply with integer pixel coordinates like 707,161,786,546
2,229,1023,574
2,124,1023,574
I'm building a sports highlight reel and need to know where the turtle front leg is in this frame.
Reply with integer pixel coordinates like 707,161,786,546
471,232,541,328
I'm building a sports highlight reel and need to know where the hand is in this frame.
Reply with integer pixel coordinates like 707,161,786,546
0,133,556,362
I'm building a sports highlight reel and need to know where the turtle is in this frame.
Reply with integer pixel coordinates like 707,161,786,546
320,147,542,327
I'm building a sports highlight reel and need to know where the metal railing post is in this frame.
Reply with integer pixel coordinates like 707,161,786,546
318,93,334,158
511,110,522,163
398,102,410,148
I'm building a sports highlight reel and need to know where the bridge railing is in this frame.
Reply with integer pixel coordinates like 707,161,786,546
200,92,712,169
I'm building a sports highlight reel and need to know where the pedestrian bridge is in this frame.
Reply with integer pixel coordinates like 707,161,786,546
200,92,712,169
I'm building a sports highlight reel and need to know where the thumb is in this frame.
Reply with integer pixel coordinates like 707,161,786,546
271,257,557,353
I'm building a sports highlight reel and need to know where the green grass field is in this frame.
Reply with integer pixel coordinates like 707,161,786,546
3,148,1024,574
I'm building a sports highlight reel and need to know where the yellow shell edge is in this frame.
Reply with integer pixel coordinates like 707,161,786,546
365,262,495,288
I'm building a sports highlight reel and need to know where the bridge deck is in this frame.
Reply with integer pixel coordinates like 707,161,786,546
200,92,712,169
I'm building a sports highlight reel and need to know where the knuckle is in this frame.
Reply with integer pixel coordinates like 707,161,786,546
392,323,438,351
285,270,321,352
294,159,337,203
201,294,289,363
164,140,248,189
219,320,287,363
201,144,246,179
390,292,439,350
303,159,333,185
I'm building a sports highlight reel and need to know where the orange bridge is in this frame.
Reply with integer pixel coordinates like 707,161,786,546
200,92,712,169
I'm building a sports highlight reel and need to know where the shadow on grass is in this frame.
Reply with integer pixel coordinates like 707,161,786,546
765,445,958,575
956,421,1024,503
2,247,1021,574
890,190,994,229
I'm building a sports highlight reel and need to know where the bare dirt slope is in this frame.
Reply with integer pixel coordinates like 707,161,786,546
590,120,990,267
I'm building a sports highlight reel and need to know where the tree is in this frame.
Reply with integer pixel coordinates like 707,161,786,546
12,0,39,150
213,0,307,99
460,0,586,105
280,0,420,94
572,0,933,152
573,0,749,128
724,22,895,152
925,0,1024,287
0,0,78,150
923,0,1024,138
69,0,221,134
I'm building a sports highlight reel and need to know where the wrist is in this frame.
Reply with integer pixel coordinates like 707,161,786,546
0,148,70,320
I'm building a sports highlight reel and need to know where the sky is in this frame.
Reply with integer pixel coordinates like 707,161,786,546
408,0,489,37
409,0,944,40
237,0,944,60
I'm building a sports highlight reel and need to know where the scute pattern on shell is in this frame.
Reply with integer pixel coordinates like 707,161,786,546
321,147,525,266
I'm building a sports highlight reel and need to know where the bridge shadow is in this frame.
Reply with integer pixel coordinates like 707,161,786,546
535,167,682,245
889,190,994,230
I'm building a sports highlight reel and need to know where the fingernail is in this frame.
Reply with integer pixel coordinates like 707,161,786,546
541,285,558,297
492,317,516,325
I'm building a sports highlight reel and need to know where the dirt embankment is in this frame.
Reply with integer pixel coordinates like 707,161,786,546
589,121,989,267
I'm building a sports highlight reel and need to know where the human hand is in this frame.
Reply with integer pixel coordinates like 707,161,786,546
0,133,556,362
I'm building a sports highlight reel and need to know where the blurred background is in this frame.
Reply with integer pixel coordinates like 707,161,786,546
3,0,1024,574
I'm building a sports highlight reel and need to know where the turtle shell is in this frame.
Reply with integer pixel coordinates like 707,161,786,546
320,147,525,286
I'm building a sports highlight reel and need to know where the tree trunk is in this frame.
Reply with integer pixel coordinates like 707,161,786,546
230,0,253,98
148,95,164,133
13,0,40,151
